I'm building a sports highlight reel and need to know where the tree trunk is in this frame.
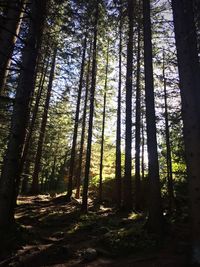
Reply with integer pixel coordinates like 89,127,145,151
31,47,57,194
21,159,30,195
75,41,92,199
82,1,99,212
123,0,134,210
172,0,200,263
135,16,142,212
99,40,109,203
115,0,122,209
21,55,50,168
15,54,50,200
66,34,87,200
162,51,174,214
0,0,48,228
0,0,25,94
143,0,163,235
141,111,145,182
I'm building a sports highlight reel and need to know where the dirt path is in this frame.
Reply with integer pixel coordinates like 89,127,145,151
0,195,188,267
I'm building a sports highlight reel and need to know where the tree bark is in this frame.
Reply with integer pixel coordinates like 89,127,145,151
82,1,99,212
143,0,163,235
99,40,109,203
14,54,50,201
66,34,87,200
162,51,174,214
115,0,122,209
31,47,57,194
123,0,134,210
75,41,92,199
135,15,142,212
0,0,48,228
172,0,200,263
0,0,25,94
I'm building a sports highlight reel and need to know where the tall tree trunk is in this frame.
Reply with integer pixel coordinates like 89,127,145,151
135,17,142,211
99,40,109,203
82,1,99,212
75,41,92,199
66,34,87,200
21,159,30,195
172,0,200,263
15,54,50,200
123,0,134,210
115,0,122,208
21,55,50,169
31,47,57,194
49,153,57,191
0,0,25,94
143,0,163,235
162,51,174,214
141,110,145,182
0,0,48,228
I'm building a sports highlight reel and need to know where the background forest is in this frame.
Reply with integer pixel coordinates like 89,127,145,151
0,0,200,266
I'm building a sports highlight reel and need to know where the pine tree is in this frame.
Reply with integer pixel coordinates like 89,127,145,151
0,0,48,228
31,47,57,194
66,34,87,201
75,41,92,199
135,8,142,211
0,0,25,94
143,0,163,235
82,1,99,212
99,40,109,203
172,0,200,263
123,0,134,210
115,0,122,208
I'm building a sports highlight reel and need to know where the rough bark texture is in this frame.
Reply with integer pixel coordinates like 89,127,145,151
0,0,25,94
123,0,134,210
172,0,200,263
82,1,99,212
66,35,87,200
0,0,48,228
143,0,163,235
31,47,57,194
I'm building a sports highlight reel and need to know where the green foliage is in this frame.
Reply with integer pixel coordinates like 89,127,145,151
98,223,156,256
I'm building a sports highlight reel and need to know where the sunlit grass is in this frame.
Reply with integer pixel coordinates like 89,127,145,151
128,212,144,221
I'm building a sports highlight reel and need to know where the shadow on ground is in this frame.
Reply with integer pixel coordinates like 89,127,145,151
0,195,188,267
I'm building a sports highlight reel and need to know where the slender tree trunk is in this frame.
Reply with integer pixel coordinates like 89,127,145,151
115,0,122,208
141,111,145,182
49,154,57,191
31,47,57,194
14,54,50,201
162,52,174,214
135,17,142,211
99,40,109,203
21,55,50,169
172,0,200,263
21,159,30,195
143,0,163,235
75,42,92,199
0,0,25,94
123,0,134,210
66,34,87,200
0,0,48,228
82,1,99,212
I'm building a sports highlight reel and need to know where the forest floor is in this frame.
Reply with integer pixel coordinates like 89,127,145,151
0,194,190,267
